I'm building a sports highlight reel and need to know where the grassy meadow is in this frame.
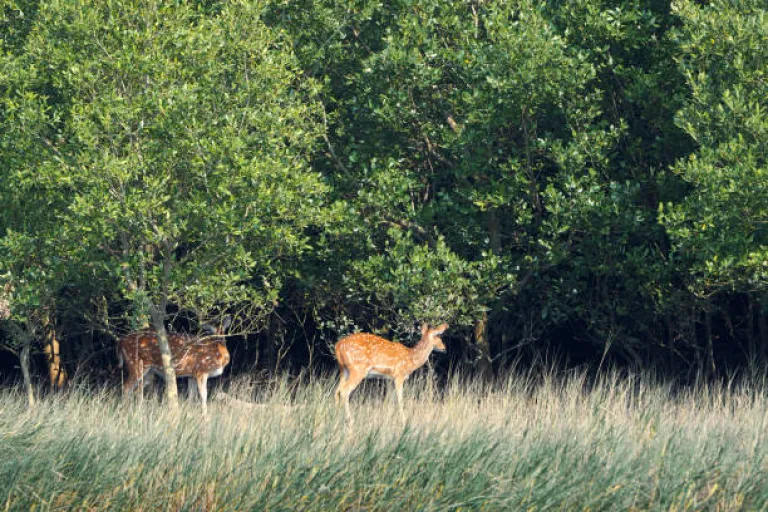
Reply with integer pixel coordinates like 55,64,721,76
1,371,768,510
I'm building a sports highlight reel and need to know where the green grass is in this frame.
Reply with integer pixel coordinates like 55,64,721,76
2,371,768,510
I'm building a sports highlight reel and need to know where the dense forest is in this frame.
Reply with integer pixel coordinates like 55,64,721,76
0,0,766,398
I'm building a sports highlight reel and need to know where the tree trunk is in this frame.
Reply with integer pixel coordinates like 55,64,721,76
690,305,701,378
486,209,502,257
151,239,179,410
705,308,716,377
473,311,493,378
259,315,277,376
665,314,675,373
20,336,35,407
43,315,67,389
151,306,178,409
471,208,502,378
747,296,756,362
759,305,768,361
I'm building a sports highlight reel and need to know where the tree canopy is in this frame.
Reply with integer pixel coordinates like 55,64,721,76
0,0,766,390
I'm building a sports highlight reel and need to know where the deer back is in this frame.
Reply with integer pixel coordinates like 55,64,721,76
118,330,230,376
335,333,411,370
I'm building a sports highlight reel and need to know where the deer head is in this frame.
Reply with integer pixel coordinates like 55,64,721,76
421,322,448,353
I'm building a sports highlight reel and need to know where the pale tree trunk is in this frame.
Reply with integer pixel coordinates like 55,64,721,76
690,305,702,376
744,296,765,379
2,295,36,405
43,313,67,389
747,297,755,358
151,306,178,409
470,209,501,378
259,315,277,375
486,209,502,257
705,308,716,377
150,239,178,410
19,335,35,407
665,314,675,372
759,304,768,360
473,310,493,378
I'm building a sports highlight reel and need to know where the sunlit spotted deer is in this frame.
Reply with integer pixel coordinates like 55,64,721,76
334,323,448,424
117,317,231,414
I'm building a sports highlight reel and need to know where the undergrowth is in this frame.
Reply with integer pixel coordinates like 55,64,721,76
1,371,767,510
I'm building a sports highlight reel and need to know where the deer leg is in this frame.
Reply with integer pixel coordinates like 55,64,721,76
137,361,151,401
335,366,349,405
137,360,146,398
143,371,157,398
196,374,209,416
188,377,198,403
339,371,365,425
388,379,398,405
122,361,151,395
394,377,406,424
123,369,140,395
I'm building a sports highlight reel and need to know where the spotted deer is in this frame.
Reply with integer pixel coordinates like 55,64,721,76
334,323,448,424
118,317,231,414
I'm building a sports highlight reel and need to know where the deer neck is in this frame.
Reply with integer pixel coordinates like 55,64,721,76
407,336,434,370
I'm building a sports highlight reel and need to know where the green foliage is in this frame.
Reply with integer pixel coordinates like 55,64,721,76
663,0,768,297
3,0,331,327
545,0,692,172
0,0,766,375
275,1,628,343
346,230,499,329
0,0,73,349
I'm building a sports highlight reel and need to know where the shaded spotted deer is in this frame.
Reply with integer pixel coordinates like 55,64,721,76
118,317,231,414
334,323,448,424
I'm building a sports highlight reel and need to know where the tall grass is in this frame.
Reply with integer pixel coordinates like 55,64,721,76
1,371,767,510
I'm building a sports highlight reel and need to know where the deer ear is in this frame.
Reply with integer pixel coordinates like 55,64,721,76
421,323,429,336
221,315,232,332
434,323,449,335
